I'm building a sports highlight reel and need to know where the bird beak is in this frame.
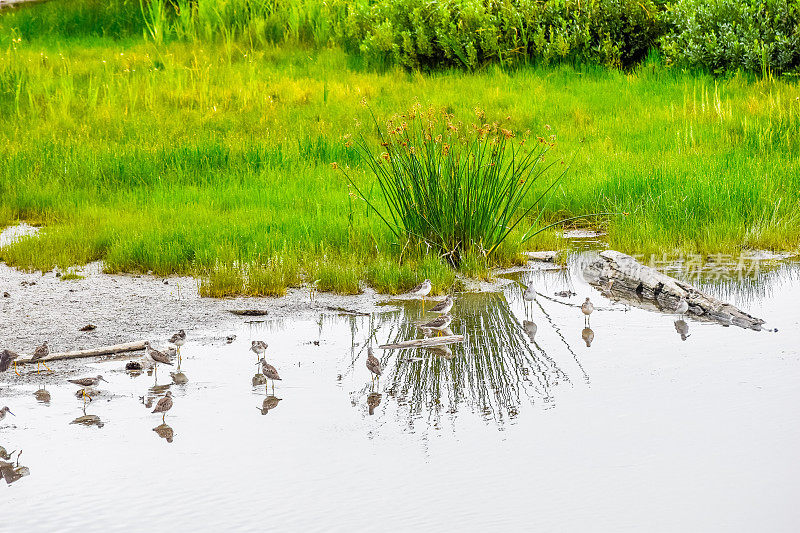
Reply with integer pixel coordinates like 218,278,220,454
7,410,14,416
100,377,108,382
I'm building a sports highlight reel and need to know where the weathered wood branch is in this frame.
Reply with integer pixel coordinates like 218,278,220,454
380,335,465,350
582,251,766,330
17,341,146,364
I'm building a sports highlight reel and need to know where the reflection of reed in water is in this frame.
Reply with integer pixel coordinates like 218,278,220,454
383,293,568,426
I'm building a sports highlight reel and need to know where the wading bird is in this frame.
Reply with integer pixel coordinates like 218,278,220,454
366,347,381,383
30,341,51,374
581,298,594,325
152,391,173,423
143,342,174,375
169,330,186,362
675,298,689,316
256,358,281,394
0,407,14,422
419,314,453,336
523,283,537,302
428,295,454,315
408,279,432,306
251,341,268,363
68,375,107,404
0,349,20,376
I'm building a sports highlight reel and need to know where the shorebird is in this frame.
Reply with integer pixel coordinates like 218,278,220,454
30,341,51,374
523,283,537,302
408,279,432,305
581,327,595,347
366,347,381,382
675,298,689,316
256,358,281,394
169,330,186,362
152,391,173,423
251,340,268,363
0,349,20,376
419,314,453,336
428,295,453,315
0,407,14,422
68,375,107,404
143,342,174,375
581,298,594,325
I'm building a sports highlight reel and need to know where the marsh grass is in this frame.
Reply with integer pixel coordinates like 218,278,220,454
0,26,798,295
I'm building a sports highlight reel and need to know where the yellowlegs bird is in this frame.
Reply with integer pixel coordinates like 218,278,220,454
0,407,14,422
30,341,51,374
428,295,453,315
674,319,690,341
0,349,20,376
251,340,268,363
581,327,595,347
408,279,432,305
523,283,537,302
366,347,381,382
152,391,173,423
259,395,282,415
581,298,594,325
68,375,107,404
169,330,186,362
153,423,174,443
256,358,281,394
675,298,689,316
419,314,453,335
143,342,174,373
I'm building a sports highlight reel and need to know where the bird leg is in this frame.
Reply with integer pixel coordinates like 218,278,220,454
162,413,166,423
13,361,20,377
43,361,52,373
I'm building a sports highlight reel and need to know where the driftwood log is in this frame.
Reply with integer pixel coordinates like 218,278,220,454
16,341,146,364
583,250,766,330
380,335,465,350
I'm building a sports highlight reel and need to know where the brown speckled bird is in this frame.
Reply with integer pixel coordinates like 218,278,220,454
256,358,281,394
0,350,21,376
152,391,173,423
366,347,381,381
30,342,51,374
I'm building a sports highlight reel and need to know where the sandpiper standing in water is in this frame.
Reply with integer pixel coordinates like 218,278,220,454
581,298,594,326
143,342,174,376
366,347,381,383
251,341,268,364
30,342,52,374
68,375,107,404
152,391,173,423
256,358,281,394
0,407,14,422
169,330,186,363
408,279,432,307
523,283,537,302
675,298,689,316
428,295,453,315
0,350,21,377
419,314,453,336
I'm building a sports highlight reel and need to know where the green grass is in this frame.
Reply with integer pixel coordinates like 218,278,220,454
0,23,798,295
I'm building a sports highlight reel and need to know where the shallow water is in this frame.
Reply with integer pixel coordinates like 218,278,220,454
3,253,800,531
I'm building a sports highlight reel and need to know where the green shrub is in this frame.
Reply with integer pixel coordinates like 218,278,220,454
661,0,800,75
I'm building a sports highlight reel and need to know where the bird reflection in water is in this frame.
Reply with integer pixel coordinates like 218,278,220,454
153,423,174,443
523,320,537,342
258,396,282,415
0,449,29,486
581,327,595,347
367,392,382,416
674,319,690,341
70,406,104,428
252,372,267,387
34,386,51,405
170,371,188,385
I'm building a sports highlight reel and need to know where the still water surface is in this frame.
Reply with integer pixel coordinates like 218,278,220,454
3,253,800,531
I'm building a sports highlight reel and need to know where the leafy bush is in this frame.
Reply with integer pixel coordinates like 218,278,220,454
661,0,800,75
337,0,664,69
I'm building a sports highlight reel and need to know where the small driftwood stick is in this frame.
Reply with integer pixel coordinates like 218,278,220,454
16,341,146,364
380,335,465,350
583,250,766,330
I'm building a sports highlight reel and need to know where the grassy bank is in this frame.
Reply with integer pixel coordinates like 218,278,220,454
0,33,799,295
